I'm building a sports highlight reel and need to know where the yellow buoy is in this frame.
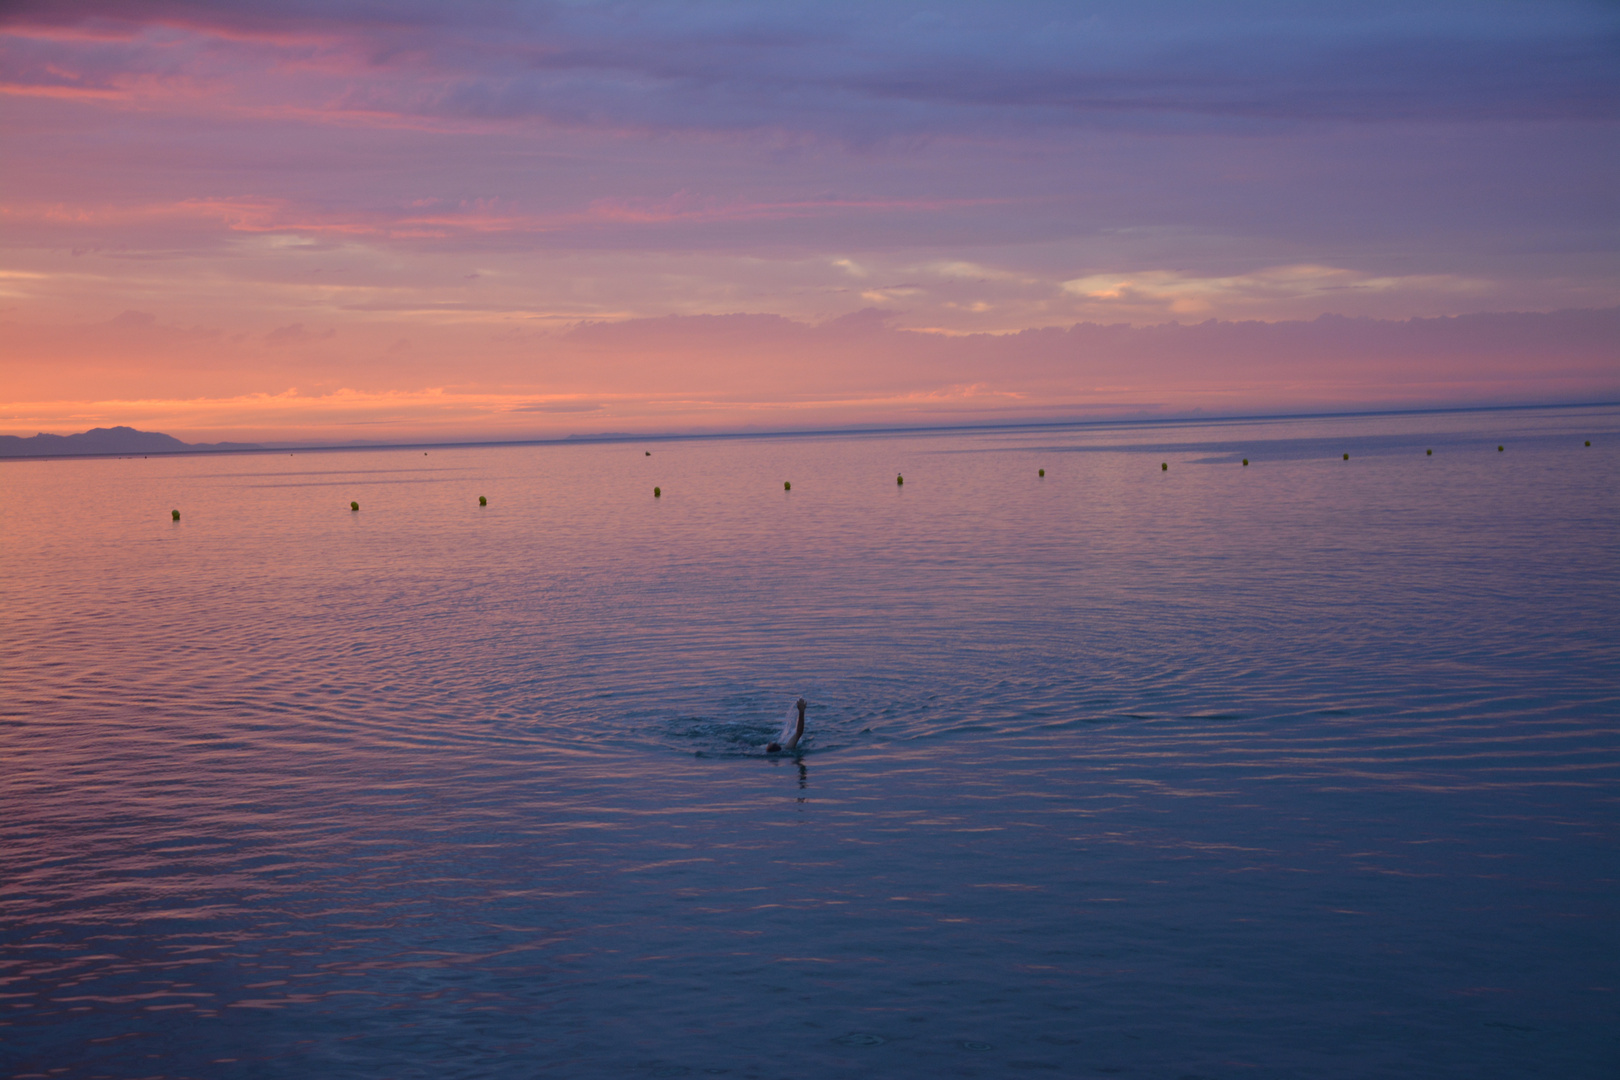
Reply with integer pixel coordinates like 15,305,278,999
1241,459,1249,466
1038,468,1045,477
350,501,359,512
1426,449,1432,456
1498,445,1504,452
654,486,661,498
1585,440,1591,446
1343,453,1350,460
784,481,791,491
896,474,904,485
1160,462,1167,471
171,509,180,522
478,495,487,506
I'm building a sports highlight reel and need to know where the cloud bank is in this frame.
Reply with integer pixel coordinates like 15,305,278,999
4,308,1613,442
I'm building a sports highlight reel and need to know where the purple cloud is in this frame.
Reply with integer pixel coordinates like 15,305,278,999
5,1,1615,136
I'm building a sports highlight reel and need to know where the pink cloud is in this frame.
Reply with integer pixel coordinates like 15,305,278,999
3,307,1614,442
263,322,334,346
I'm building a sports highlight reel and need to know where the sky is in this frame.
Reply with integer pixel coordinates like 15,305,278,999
1,0,1616,442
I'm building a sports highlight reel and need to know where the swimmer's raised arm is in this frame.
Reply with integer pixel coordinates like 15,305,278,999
766,697,806,753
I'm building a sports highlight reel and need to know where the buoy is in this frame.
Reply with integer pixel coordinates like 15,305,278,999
1498,445,1504,452
171,509,180,522
784,481,791,491
1343,453,1350,460
1038,468,1045,477
653,486,661,498
478,495,487,506
1426,449,1432,456
350,501,359,512
1160,462,1167,471
645,451,651,456
1241,459,1249,466
1585,440,1591,446
896,474,904,485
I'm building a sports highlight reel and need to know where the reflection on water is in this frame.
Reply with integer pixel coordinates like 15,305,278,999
2,406,1617,1078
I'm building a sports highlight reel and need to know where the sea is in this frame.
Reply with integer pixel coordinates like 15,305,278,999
2,405,1617,1079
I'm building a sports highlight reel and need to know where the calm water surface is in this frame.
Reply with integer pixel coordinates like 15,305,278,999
3,407,1618,1079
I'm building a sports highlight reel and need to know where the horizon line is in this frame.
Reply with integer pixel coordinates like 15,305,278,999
3,399,1615,464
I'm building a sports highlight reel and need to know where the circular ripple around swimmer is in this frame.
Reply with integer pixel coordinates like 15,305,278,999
834,1033,886,1047
663,716,791,757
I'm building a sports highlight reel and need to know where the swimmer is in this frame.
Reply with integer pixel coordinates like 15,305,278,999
766,697,807,753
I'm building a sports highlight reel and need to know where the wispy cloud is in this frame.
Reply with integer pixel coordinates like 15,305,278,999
1060,265,1495,317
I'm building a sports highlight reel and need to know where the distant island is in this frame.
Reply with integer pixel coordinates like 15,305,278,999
5,403,1606,461
0,426,261,458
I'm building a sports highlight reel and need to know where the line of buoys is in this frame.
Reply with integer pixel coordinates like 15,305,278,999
169,430,1590,527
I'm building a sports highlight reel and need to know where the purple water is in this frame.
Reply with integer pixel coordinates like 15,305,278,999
3,406,1617,1078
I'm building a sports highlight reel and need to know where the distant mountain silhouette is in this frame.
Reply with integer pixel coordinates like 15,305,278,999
0,426,260,458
